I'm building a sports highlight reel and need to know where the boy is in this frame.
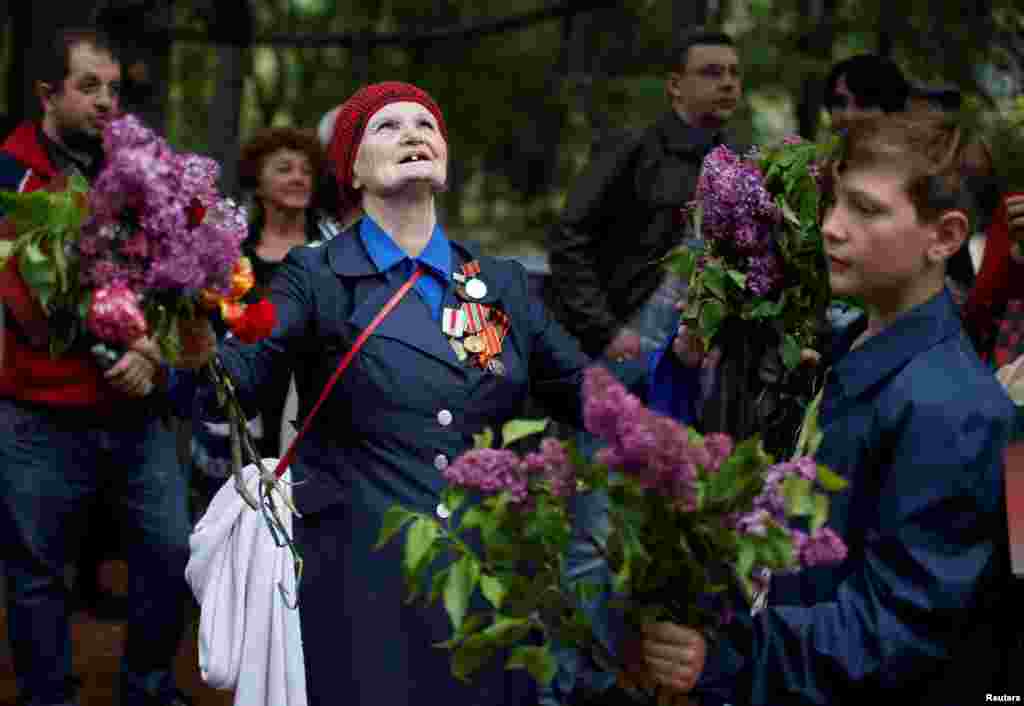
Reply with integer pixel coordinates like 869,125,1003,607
632,111,1018,704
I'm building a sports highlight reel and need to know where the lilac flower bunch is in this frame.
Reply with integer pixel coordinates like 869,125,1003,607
695,145,784,296
443,437,577,503
376,365,848,699
668,133,838,369
80,114,246,302
0,114,248,360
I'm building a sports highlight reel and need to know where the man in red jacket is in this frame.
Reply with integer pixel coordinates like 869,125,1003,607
0,28,193,706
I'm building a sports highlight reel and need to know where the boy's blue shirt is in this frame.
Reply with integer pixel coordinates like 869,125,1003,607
696,288,1016,705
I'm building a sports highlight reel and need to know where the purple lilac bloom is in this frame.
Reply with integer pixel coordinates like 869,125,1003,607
746,252,784,296
702,433,733,473
443,448,529,503
799,527,847,566
582,366,705,506
80,113,247,301
522,438,577,498
583,366,642,444
695,146,781,248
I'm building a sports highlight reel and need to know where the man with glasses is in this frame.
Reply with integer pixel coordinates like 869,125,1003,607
547,29,744,364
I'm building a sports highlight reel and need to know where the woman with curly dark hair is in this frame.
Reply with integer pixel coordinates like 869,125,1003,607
186,128,340,501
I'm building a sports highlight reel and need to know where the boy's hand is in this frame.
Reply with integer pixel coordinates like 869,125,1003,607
640,622,707,696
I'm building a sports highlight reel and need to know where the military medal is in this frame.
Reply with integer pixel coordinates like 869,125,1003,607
461,302,488,333
450,338,467,361
442,307,467,338
465,278,487,300
463,335,485,354
486,358,506,376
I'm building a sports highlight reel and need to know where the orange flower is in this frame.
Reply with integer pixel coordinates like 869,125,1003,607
198,257,255,311
219,299,245,326
227,257,255,300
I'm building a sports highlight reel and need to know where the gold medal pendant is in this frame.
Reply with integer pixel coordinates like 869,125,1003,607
450,338,468,361
463,335,485,354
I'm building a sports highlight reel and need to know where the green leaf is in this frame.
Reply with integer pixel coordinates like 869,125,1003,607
793,386,825,458
480,573,506,609
815,465,848,492
810,492,829,532
0,240,13,265
501,418,550,448
429,566,452,605
433,613,490,649
452,641,498,682
727,270,747,289
736,541,756,586
747,293,786,319
702,266,728,300
782,477,815,517
699,298,726,341
663,244,697,283
444,554,481,631
19,248,57,307
781,334,801,370
460,506,486,531
469,616,532,649
505,644,558,686
404,516,441,579
375,506,418,549
0,190,55,231
473,428,494,449
442,487,467,518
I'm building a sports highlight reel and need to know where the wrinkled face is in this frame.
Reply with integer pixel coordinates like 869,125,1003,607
667,44,742,128
352,101,447,199
822,163,941,313
41,42,121,145
828,75,882,129
258,148,314,212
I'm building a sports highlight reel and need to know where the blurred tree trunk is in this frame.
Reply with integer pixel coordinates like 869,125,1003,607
208,44,248,197
206,0,252,197
93,0,176,132
795,0,837,139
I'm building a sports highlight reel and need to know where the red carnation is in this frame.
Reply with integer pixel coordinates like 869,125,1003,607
228,298,276,343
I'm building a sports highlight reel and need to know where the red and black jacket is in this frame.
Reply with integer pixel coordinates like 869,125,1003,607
0,121,133,408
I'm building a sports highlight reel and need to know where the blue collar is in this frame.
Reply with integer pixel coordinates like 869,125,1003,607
359,215,451,282
829,288,964,400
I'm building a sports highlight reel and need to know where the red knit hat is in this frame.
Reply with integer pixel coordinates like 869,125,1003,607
326,81,448,217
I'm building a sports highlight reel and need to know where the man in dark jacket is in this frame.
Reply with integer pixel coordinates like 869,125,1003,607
547,30,743,361
0,28,193,706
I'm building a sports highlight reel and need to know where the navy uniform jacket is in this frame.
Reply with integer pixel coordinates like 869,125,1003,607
697,289,1017,705
212,221,634,705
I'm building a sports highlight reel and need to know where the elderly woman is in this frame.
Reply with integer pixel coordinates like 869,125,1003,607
181,81,691,706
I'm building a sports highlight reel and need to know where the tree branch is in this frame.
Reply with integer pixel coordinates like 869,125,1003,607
172,0,616,48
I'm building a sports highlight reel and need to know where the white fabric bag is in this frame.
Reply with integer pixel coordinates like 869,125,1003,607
185,460,307,706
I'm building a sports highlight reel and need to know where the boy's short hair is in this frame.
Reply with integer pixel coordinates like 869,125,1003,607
823,110,971,224
669,29,736,72
824,54,910,114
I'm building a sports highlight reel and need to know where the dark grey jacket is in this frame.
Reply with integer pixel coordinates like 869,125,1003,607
546,111,741,357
